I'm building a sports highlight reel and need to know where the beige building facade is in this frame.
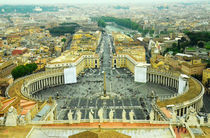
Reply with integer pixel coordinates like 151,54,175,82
112,33,146,73
46,30,101,75
181,59,206,75
203,68,210,85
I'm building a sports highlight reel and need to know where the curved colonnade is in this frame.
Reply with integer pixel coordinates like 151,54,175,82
6,70,64,102
147,68,179,91
22,70,64,101
157,77,204,117
146,68,204,118
6,68,204,119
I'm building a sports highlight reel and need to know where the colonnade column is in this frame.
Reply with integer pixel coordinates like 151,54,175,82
41,80,43,89
167,78,169,87
172,79,174,88
33,83,35,91
43,79,45,87
32,83,34,92
169,78,171,87
59,76,61,84
36,81,38,90
56,76,58,84
53,77,55,85
164,77,166,86
29,84,32,93
49,77,51,86
150,74,152,82
156,75,158,84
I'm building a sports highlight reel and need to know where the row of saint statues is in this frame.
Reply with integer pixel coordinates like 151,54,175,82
67,108,135,124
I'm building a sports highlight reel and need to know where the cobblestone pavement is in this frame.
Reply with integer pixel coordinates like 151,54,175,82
34,68,176,120
33,33,176,120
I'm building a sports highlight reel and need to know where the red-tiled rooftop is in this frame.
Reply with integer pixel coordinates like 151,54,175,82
0,97,6,101
20,99,36,115
22,104,36,110
0,97,17,111
161,107,172,119
20,100,36,108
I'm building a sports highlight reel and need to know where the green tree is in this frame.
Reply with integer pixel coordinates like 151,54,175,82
172,43,177,47
138,27,143,33
185,31,210,46
11,65,26,79
11,63,38,80
61,38,66,43
31,63,38,71
93,16,155,35
142,30,149,36
25,63,37,74
177,37,189,52
48,23,79,36
149,30,154,35
192,74,202,81
98,19,106,28
11,68,19,80
197,41,204,48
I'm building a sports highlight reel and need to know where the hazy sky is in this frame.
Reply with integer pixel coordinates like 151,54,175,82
0,0,205,5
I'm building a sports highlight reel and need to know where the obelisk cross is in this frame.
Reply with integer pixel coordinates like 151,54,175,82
104,71,107,97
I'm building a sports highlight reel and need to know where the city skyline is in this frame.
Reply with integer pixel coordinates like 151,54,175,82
0,1,209,137
0,0,207,5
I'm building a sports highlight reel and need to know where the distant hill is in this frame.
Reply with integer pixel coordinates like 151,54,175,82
0,5,58,14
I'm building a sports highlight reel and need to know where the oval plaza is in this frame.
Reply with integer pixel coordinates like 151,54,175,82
5,30,206,138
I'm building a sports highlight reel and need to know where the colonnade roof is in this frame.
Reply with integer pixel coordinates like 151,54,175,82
7,69,203,112
157,78,202,107
8,80,25,100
